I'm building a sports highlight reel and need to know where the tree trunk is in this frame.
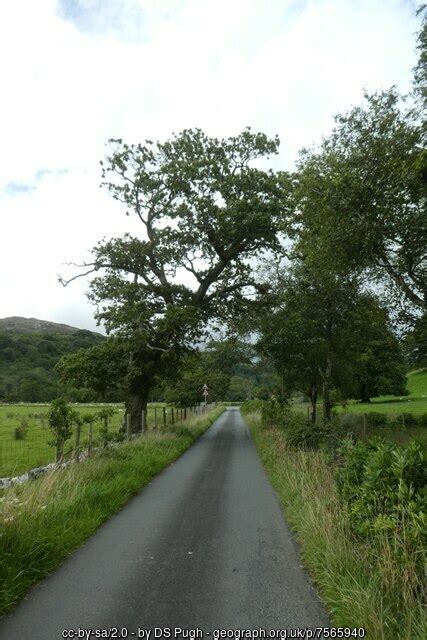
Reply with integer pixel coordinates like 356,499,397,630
125,382,150,434
309,382,317,424
322,358,333,423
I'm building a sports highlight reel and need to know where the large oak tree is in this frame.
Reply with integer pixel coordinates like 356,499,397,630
59,129,288,431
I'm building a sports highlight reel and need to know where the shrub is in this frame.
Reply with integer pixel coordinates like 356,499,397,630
400,412,418,427
13,417,29,440
240,399,265,414
48,398,74,461
336,437,425,551
367,411,387,427
339,413,363,431
261,398,288,428
285,412,325,450
419,413,427,428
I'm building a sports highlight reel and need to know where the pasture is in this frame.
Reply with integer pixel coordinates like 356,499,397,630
294,369,427,449
0,403,167,477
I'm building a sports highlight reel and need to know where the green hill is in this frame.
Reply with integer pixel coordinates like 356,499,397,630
0,317,105,402
406,368,427,398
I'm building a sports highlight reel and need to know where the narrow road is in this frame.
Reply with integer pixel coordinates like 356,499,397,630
0,408,329,639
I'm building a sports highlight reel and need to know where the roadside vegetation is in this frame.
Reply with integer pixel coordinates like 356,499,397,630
0,404,224,614
243,407,425,639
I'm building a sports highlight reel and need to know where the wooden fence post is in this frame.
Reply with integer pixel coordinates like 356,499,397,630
171,407,175,425
154,407,157,428
141,409,146,435
88,422,93,455
74,422,81,462
126,414,131,440
163,407,166,427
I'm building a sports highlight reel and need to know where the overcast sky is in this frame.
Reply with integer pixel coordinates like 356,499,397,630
0,0,422,332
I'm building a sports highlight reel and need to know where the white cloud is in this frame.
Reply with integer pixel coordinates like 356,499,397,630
0,0,422,330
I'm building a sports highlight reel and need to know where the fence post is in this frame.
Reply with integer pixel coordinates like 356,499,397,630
126,414,131,440
163,407,166,427
154,407,157,428
88,422,93,455
74,422,81,462
141,409,146,435
171,407,175,425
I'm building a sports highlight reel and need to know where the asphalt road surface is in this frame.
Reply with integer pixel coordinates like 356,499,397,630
0,408,329,640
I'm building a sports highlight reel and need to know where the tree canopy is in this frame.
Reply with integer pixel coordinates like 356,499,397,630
59,128,288,430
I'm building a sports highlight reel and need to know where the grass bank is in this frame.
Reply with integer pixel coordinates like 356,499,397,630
0,406,224,614
245,411,425,640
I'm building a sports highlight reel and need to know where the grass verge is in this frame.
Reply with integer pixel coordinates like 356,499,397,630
0,406,224,614
244,411,425,640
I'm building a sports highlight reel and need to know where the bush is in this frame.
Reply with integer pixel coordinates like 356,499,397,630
367,411,387,427
48,398,74,461
240,399,265,414
285,412,325,450
336,437,425,547
400,412,418,427
13,417,29,440
261,398,288,428
419,413,427,428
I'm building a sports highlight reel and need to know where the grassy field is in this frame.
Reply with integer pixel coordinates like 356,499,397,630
295,369,426,414
245,412,425,639
0,405,224,614
0,402,181,477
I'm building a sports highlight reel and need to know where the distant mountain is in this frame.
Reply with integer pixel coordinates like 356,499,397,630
0,316,102,336
0,317,105,402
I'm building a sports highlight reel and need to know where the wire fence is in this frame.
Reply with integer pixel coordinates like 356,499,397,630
0,403,215,479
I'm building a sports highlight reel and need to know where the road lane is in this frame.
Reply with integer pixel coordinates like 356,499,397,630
0,408,329,639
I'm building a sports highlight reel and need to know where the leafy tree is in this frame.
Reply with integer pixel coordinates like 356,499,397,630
48,398,74,462
59,129,287,431
294,87,425,316
161,338,269,405
257,265,407,422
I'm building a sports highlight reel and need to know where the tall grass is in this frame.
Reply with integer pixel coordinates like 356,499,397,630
0,407,224,614
245,412,425,640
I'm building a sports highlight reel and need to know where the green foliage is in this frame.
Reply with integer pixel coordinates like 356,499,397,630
161,339,278,405
367,412,387,427
284,412,325,450
401,412,418,427
56,339,127,402
13,417,29,441
60,128,288,431
248,412,425,637
336,438,425,544
240,399,266,413
257,263,407,421
47,398,74,453
0,329,104,402
294,87,425,317
261,397,287,428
